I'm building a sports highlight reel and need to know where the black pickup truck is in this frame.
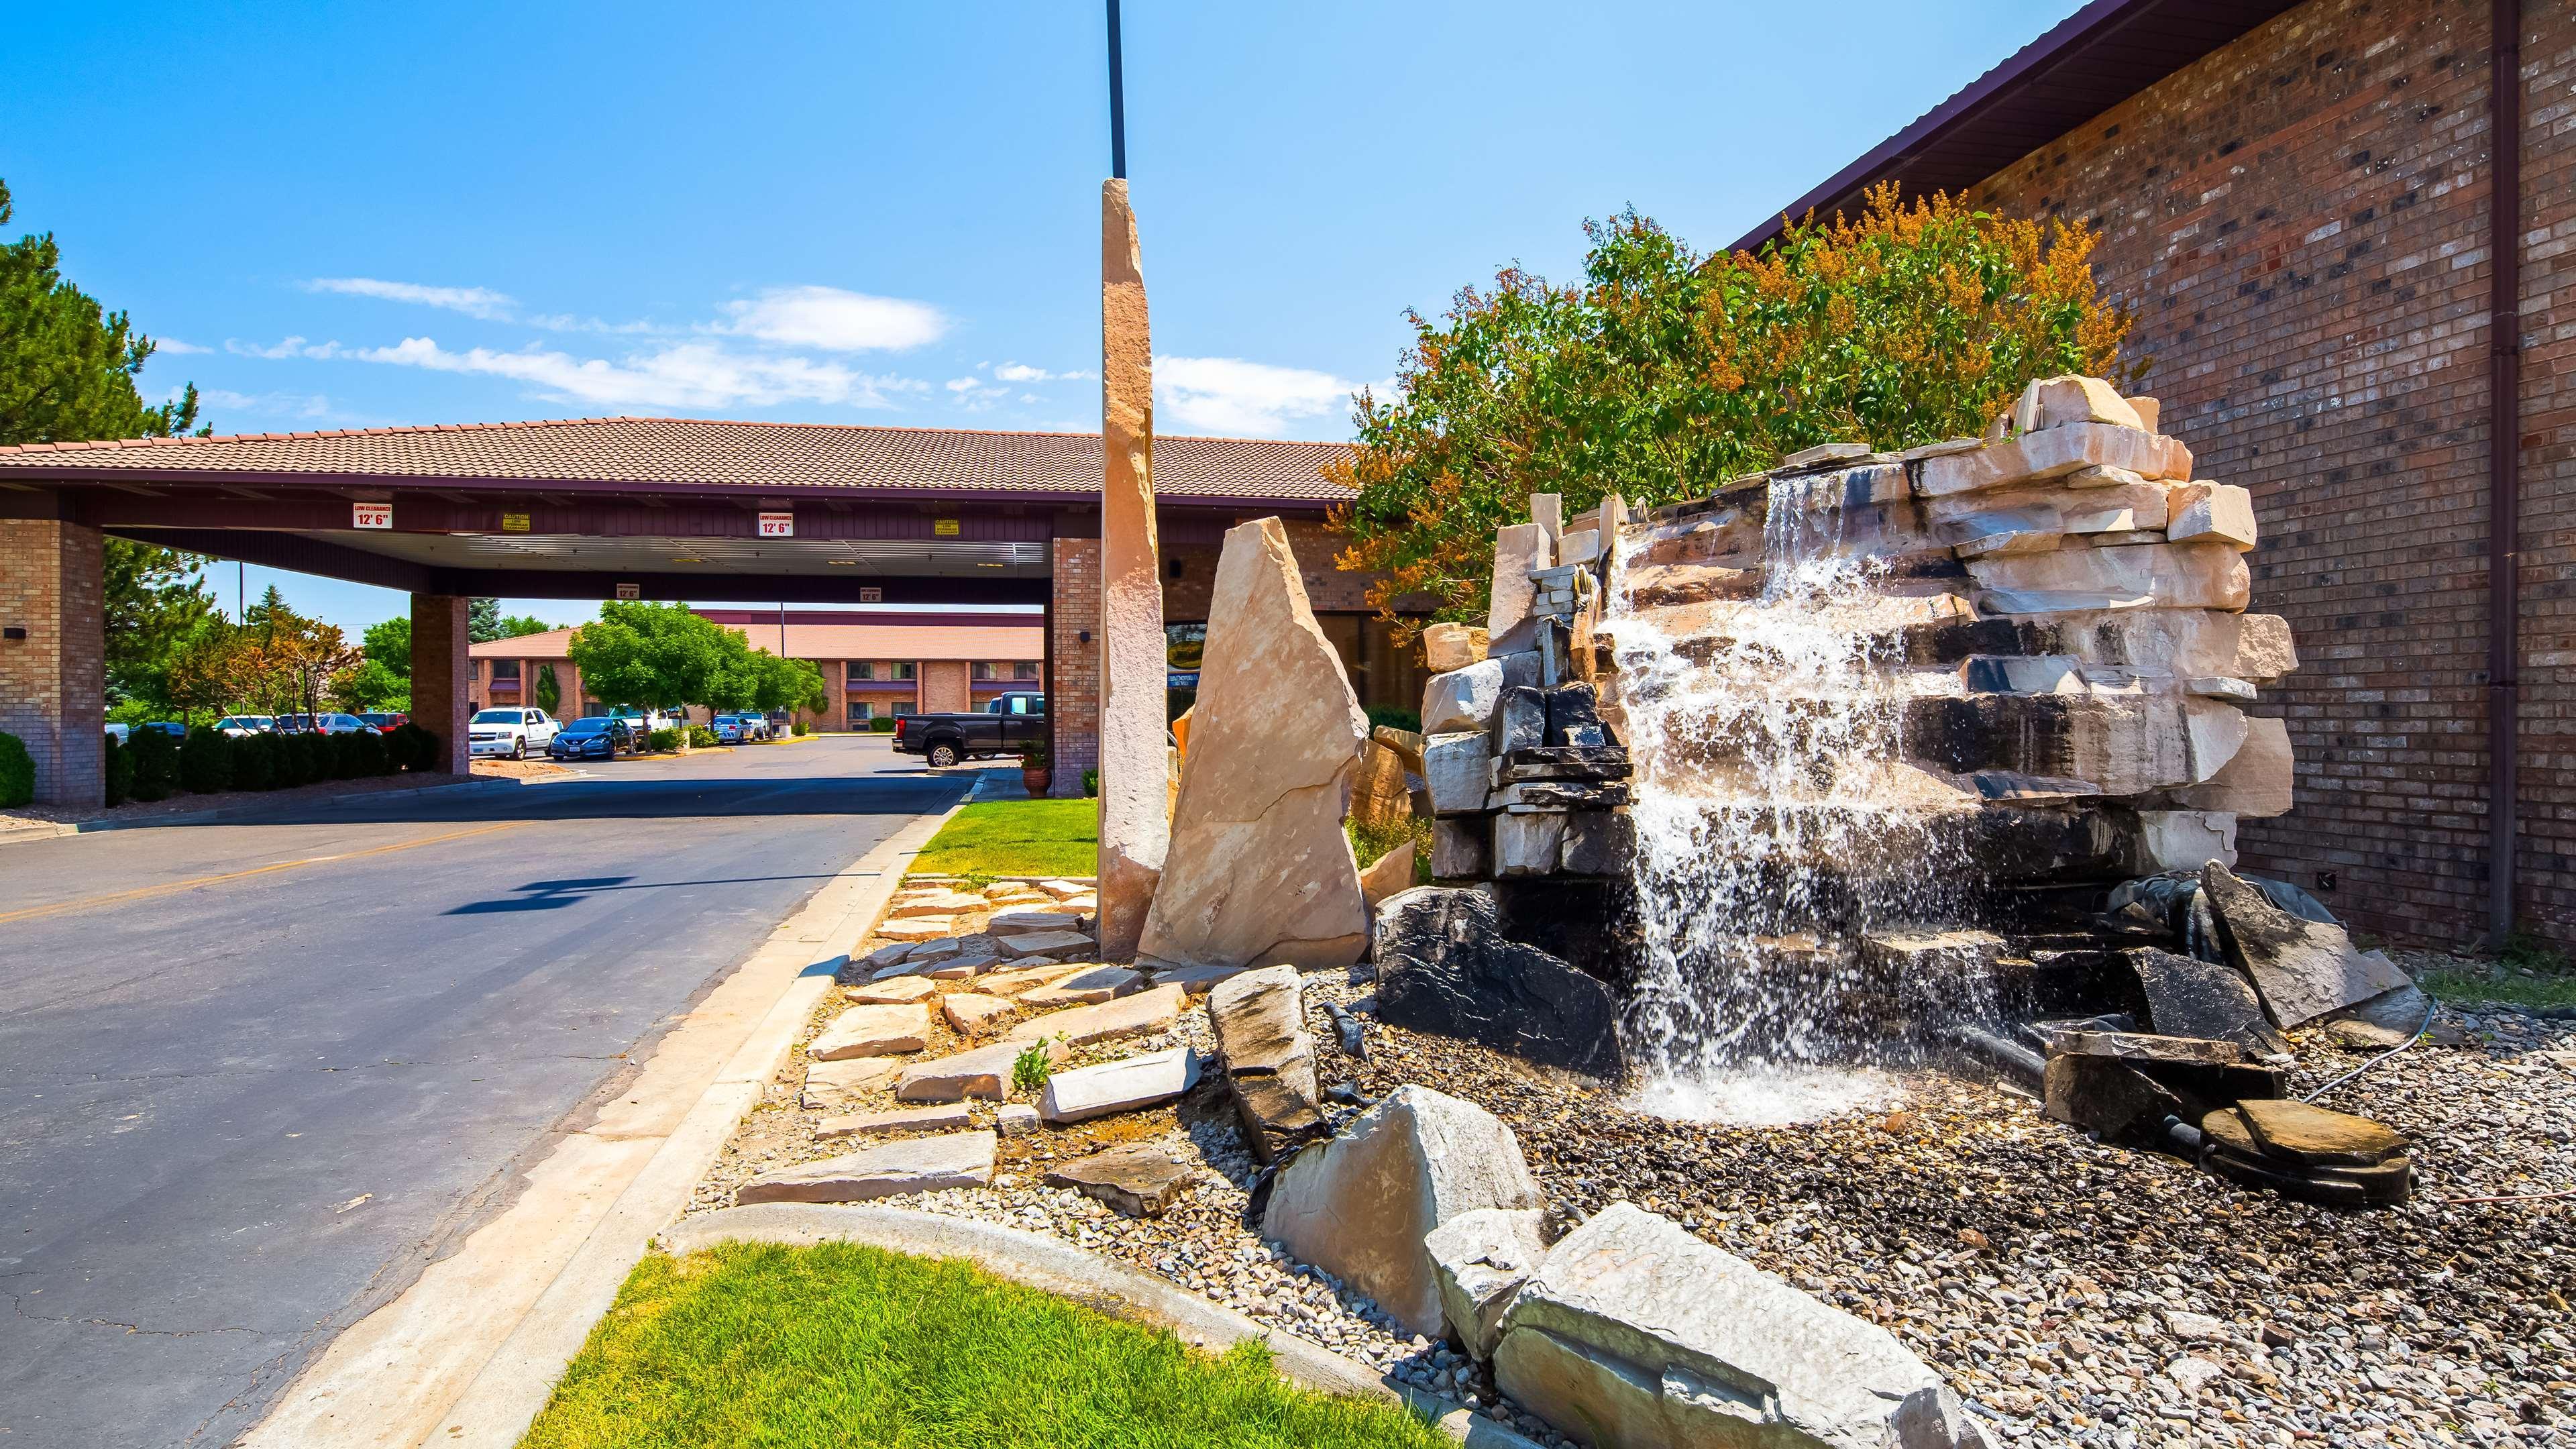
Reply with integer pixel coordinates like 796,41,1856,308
891,692,1047,768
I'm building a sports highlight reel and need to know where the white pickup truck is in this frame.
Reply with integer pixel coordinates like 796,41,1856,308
468,706,560,759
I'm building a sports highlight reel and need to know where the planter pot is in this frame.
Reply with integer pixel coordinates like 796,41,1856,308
1022,767,1052,795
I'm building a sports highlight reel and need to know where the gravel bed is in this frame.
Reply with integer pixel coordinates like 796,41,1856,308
692,923,2573,1448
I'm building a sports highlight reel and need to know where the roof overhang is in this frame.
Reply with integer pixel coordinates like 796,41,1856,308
1731,0,2305,253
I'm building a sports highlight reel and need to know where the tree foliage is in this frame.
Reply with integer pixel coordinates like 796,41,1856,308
1329,184,2144,627
468,598,504,643
567,601,824,717
362,616,412,680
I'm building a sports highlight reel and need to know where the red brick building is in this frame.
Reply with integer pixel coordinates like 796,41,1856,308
1743,0,2569,948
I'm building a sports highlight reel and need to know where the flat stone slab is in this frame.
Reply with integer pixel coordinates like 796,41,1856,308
816,1102,975,1140
875,917,957,943
989,910,1089,936
941,991,1018,1037
906,935,967,961
892,890,989,917
1019,965,1143,1009
923,949,1003,980
2204,863,2412,1027
801,1056,900,1112
809,1003,933,1061
1039,1046,1201,1124
734,1130,996,1205
978,961,1093,998
2235,1097,2408,1166
855,941,916,975
998,929,1095,960
896,1036,1071,1103
1143,961,1246,997
1043,1145,1197,1218
1007,983,1187,1048
1036,878,1095,900
845,975,937,1006
1208,965,1312,1077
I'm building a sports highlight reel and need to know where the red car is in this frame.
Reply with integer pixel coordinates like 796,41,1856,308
358,712,410,735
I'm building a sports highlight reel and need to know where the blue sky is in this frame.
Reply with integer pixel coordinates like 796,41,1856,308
5,0,2076,631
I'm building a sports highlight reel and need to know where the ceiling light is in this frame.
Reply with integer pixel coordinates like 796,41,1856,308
671,557,704,564
977,562,1006,569
826,560,858,567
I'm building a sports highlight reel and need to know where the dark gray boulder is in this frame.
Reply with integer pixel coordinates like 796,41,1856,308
2125,947,2292,1055
1371,888,1621,1077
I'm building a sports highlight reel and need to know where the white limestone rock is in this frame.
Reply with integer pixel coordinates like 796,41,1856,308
1422,621,1489,674
2167,482,2258,549
2179,716,2294,818
734,1130,998,1205
808,1002,933,1061
2135,810,2239,873
1261,1084,1543,1338
1037,1045,1201,1124
2184,699,2250,782
1426,1206,1549,1360
1423,661,1505,736
1424,731,1493,816
1492,1203,1988,1449
2013,374,2145,433
1487,523,1552,639
1918,421,2191,498
1964,540,2249,612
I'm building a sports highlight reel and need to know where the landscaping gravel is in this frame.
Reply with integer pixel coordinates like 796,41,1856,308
692,923,2573,1449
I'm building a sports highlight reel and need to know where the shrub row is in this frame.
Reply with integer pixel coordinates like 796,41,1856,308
103,723,444,808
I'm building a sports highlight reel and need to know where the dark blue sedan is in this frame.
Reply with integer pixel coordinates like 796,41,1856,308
547,716,634,761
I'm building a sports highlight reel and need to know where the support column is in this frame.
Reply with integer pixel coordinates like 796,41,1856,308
1050,537,1102,798
1096,177,1169,957
0,515,105,808
411,594,471,773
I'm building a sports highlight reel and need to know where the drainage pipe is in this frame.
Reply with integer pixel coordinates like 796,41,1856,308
2485,0,2524,946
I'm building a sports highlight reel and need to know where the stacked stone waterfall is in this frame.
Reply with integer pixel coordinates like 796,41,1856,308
1415,375,2301,1079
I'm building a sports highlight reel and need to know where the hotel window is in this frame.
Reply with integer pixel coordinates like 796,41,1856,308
893,661,916,681
1013,661,1040,680
491,660,522,683
847,700,873,721
892,700,916,716
971,661,993,681
849,661,873,682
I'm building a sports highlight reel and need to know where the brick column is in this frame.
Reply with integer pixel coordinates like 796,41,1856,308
411,594,471,773
1049,537,1102,798
0,516,105,808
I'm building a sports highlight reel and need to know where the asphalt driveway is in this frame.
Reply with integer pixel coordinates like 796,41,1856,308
0,735,968,1449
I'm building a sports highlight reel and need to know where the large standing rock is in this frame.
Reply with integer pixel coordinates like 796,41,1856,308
1209,965,1325,1162
1263,1085,1544,1338
1095,176,1171,959
1427,1206,1549,1360
1140,518,1371,969
1492,1203,1986,1449
734,1130,997,1205
1487,522,1552,639
1359,840,1417,907
2202,863,2412,1026
1351,736,1414,835
1373,888,1621,1078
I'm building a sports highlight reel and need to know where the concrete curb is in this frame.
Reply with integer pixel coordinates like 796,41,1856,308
239,790,974,1449
0,774,521,847
659,1204,1546,1448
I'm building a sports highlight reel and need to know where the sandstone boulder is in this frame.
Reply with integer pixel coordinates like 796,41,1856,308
1263,1085,1544,1338
816,1102,974,1140
1018,964,1143,1008
2233,613,2298,680
1373,888,1621,1077
1210,965,1325,1161
1351,737,1415,837
1426,1205,1549,1360
998,929,1094,961
1492,1203,1986,1449
801,1055,900,1112
809,1003,933,1061
1424,731,1493,816
2202,863,2412,1026
977,961,1091,998
2235,1097,2408,1167
2168,482,2258,549
734,1130,997,1205
1487,522,1552,639
845,975,936,1006
1360,839,1417,907
1919,421,2190,498
2014,374,2145,433
1038,1045,1201,1124
1044,1144,1197,1218
2178,716,2292,817
2134,810,2237,872
941,991,1018,1036
1140,517,1371,969
1964,541,2249,612
1423,621,1489,674
896,1036,1069,1103
1004,981,1187,1047
1424,660,1505,736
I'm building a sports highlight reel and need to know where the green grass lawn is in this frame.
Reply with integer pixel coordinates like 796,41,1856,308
2416,963,2576,1011
519,1242,1447,1449
912,798,1099,881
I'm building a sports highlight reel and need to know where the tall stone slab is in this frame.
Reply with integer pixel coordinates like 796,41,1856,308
1140,518,1372,967
1096,177,1169,957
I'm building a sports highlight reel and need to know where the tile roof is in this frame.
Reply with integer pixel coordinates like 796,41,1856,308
468,619,1046,662
0,416,1355,504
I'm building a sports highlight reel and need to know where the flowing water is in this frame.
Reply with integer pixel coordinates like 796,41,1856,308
1604,475,1970,1124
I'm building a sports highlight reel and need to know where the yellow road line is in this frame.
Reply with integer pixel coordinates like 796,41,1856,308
0,820,529,926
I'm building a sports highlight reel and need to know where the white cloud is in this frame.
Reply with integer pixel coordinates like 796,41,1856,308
716,286,948,352
197,388,333,419
225,335,345,360
1152,356,1366,437
944,376,982,392
351,336,911,411
523,313,663,335
309,277,517,320
992,360,1093,384
153,337,210,354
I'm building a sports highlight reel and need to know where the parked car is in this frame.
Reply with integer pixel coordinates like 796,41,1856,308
743,713,775,741
213,715,276,737
467,707,560,759
891,691,1046,769
605,706,683,739
275,712,372,735
103,722,130,745
709,714,749,745
356,711,409,734
140,721,187,739
547,716,634,761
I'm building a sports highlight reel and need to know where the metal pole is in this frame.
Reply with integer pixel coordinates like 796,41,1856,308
1106,0,1126,180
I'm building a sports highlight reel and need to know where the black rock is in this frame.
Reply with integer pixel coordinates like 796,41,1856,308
1544,683,1609,747
1495,687,1548,754
1372,887,1622,1077
2126,947,2293,1055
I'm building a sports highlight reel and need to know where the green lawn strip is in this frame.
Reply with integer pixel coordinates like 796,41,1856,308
2416,965,2576,1012
912,798,1099,881
519,1242,1446,1449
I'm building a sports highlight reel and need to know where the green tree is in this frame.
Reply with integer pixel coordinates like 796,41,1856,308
102,540,221,710
361,616,412,680
468,597,503,643
329,657,408,712
534,663,561,715
497,612,557,639
0,178,205,446
566,601,734,712
1329,185,2142,627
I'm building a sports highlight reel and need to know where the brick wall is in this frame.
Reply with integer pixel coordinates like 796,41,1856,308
1967,0,2572,947
920,659,971,714
411,595,472,773
0,517,105,807
1051,537,1103,797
